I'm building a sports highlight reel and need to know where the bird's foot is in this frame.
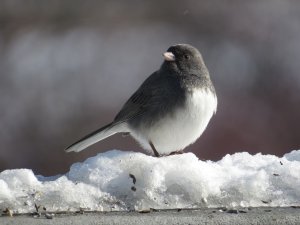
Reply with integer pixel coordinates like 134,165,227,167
168,150,184,156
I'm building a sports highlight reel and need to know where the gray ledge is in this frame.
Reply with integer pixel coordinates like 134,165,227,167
1,207,300,225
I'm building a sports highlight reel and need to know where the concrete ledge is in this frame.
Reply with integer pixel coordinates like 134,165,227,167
1,207,300,225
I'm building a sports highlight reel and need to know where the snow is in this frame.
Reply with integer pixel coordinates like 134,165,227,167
1,150,300,213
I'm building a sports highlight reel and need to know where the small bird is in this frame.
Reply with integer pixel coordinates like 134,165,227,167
65,44,217,157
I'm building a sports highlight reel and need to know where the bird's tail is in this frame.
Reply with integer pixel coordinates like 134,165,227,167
65,122,128,153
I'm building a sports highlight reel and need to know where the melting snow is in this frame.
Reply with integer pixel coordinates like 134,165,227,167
1,150,300,213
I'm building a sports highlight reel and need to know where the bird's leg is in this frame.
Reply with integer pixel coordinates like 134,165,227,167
169,150,184,156
149,141,160,157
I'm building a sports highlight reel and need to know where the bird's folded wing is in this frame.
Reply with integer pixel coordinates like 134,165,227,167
113,71,170,123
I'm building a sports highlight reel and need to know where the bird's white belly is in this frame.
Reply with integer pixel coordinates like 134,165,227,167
131,89,217,155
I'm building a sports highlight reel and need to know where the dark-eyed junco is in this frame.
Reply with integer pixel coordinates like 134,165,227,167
65,44,217,157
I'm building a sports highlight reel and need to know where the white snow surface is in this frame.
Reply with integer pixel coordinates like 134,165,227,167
1,150,300,213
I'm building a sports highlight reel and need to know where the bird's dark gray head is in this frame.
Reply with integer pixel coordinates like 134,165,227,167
161,44,207,76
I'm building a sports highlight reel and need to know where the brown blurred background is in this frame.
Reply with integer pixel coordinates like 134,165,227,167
0,0,300,176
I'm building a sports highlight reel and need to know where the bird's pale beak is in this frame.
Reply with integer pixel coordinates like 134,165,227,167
163,52,175,61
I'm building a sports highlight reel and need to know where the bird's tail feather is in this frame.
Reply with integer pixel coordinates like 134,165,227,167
65,122,127,153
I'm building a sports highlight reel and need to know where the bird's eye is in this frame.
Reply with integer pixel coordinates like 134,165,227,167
184,54,190,60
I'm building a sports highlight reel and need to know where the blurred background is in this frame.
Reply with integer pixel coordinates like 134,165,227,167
1,0,300,176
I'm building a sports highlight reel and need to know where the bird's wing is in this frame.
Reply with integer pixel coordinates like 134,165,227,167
114,71,176,123
65,71,166,153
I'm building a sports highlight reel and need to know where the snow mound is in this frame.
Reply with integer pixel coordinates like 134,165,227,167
1,150,300,213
